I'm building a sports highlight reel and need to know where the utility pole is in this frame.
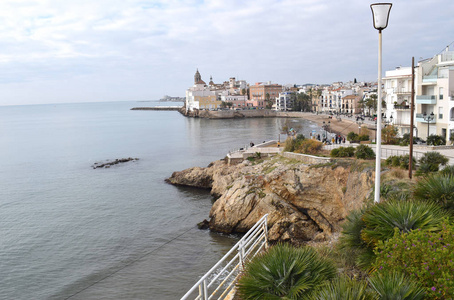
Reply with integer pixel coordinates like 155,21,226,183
409,57,415,179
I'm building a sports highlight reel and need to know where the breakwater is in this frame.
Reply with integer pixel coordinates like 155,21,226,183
183,109,308,119
131,106,182,111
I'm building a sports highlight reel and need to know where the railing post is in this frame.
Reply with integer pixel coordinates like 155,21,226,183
199,280,208,300
238,240,244,271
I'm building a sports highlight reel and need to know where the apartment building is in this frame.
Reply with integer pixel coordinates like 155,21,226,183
319,87,353,114
275,91,294,111
249,82,282,108
415,47,454,142
383,67,413,137
341,95,361,115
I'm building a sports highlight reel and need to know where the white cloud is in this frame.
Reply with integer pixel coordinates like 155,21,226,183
0,0,453,105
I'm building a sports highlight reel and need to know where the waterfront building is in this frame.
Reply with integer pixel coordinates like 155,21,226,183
319,86,353,114
275,91,295,111
186,70,221,111
415,46,454,142
341,95,361,115
383,66,413,137
249,82,283,108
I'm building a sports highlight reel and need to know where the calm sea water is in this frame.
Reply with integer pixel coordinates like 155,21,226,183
0,101,318,299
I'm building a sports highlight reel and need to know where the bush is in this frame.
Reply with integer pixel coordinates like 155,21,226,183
295,139,323,155
354,145,375,160
440,165,454,177
367,271,426,300
330,146,355,158
385,155,416,170
382,125,399,145
347,132,359,142
358,134,370,141
237,243,336,299
284,135,306,152
416,152,449,175
373,222,454,299
311,276,373,300
399,133,411,146
427,134,446,146
340,200,448,270
413,173,454,210
360,200,448,247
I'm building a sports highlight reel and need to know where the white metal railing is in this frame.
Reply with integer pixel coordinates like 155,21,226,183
181,214,269,300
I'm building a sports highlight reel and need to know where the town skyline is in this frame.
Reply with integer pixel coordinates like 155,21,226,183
0,0,452,106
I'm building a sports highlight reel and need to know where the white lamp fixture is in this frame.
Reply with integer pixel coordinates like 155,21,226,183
370,3,392,203
371,3,392,31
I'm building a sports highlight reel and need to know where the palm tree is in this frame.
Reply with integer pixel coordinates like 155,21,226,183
311,276,373,300
361,199,448,247
368,272,425,300
237,243,336,300
413,173,454,211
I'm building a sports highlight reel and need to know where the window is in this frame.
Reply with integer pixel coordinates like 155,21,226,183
439,87,444,100
439,107,443,119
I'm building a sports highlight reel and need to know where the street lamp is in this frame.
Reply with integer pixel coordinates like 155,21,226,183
371,2,392,203
384,114,393,126
423,112,434,140
322,120,330,142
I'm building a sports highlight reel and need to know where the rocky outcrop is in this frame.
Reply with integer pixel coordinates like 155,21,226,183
92,157,139,169
166,156,375,245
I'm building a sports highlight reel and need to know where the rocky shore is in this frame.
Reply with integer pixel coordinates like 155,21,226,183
166,155,375,245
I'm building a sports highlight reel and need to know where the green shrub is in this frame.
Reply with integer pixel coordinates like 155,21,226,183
385,155,416,170
416,152,449,175
367,271,425,300
399,154,416,170
391,155,401,167
237,243,336,299
360,199,448,247
413,173,454,210
358,134,370,141
295,139,323,155
440,165,454,177
311,276,373,300
340,200,448,270
373,222,454,299
355,145,375,160
399,133,411,146
330,146,355,158
347,132,359,142
427,134,446,146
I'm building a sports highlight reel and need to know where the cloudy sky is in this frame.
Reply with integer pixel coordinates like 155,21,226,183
0,0,452,106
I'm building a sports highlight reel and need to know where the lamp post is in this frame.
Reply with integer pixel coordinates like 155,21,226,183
384,114,393,126
423,112,434,140
322,121,330,142
371,3,392,203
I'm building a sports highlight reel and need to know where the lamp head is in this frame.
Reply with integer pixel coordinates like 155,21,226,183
370,3,392,31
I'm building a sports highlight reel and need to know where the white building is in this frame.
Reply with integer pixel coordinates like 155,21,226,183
275,92,294,111
415,47,454,142
320,87,353,113
383,66,413,137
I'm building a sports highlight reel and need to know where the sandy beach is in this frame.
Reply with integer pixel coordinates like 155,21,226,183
298,112,371,137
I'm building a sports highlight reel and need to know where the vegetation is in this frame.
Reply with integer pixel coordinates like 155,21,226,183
373,222,454,299
413,173,454,211
384,154,416,170
237,243,336,299
346,131,370,143
354,145,375,160
381,125,399,145
427,134,446,146
416,151,449,175
330,146,355,158
367,271,425,300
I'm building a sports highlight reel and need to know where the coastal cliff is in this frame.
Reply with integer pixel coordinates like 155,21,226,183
166,156,375,245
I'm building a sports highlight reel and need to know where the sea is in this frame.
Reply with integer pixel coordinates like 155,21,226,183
0,101,320,300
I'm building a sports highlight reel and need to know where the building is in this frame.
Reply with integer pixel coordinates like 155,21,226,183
249,82,282,108
319,87,353,114
341,95,361,115
383,66,413,137
275,92,294,111
415,47,454,142
185,69,221,111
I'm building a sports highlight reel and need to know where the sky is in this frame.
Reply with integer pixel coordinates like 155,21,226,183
0,0,453,106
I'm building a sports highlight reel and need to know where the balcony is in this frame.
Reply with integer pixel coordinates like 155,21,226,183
422,75,438,83
394,88,411,94
394,104,410,110
416,95,437,105
416,113,436,124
